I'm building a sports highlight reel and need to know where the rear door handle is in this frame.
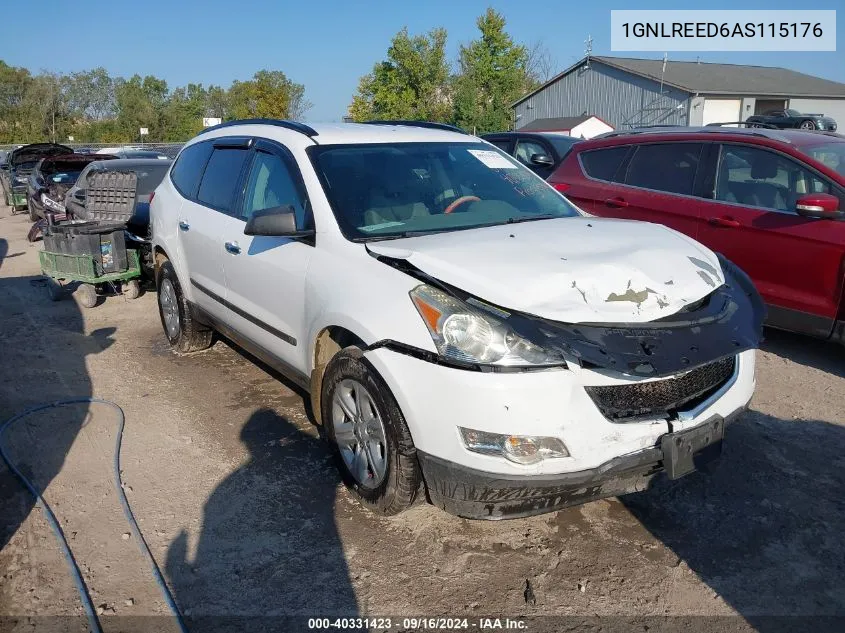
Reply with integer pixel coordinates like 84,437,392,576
178,220,190,231
224,241,241,255
708,216,741,228
604,197,629,208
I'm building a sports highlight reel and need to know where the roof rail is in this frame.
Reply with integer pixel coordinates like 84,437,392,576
705,121,778,129
593,125,792,143
197,118,319,138
362,120,467,134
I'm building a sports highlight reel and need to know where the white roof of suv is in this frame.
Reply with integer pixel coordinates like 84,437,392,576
194,120,472,146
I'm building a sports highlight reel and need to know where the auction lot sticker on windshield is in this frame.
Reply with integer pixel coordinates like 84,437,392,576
468,149,517,169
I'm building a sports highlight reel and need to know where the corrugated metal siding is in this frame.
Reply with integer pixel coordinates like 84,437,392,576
515,61,692,130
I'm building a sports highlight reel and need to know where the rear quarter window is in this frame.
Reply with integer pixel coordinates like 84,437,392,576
170,142,213,198
579,147,628,181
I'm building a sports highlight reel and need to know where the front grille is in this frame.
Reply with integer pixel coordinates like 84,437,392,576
585,357,736,423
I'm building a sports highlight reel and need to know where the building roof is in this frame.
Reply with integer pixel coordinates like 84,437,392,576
519,116,593,131
513,56,845,106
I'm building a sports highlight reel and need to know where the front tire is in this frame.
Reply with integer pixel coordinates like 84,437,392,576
799,119,817,130
322,349,421,515
156,259,212,353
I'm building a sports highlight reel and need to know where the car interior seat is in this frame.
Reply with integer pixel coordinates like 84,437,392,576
363,160,431,226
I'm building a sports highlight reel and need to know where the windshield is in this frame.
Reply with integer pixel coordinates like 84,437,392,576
308,142,580,241
795,141,845,177
786,109,802,117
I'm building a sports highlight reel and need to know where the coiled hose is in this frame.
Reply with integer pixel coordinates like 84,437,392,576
0,398,188,633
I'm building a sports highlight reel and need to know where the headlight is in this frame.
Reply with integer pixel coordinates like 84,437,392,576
459,427,569,464
410,284,566,367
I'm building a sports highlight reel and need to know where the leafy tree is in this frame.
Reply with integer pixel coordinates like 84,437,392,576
0,61,33,142
348,27,451,122
452,8,537,134
228,70,311,120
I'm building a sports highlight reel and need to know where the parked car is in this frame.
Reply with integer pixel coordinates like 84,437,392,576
66,158,172,235
550,126,845,344
150,119,763,519
481,131,579,179
26,154,117,221
747,109,837,131
96,147,170,160
2,143,72,213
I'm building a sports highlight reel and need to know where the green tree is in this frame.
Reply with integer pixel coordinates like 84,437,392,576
0,61,33,142
453,8,536,134
228,70,310,120
348,27,452,122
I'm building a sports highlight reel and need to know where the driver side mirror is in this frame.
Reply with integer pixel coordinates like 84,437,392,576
244,205,314,237
530,153,554,167
796,193,844,219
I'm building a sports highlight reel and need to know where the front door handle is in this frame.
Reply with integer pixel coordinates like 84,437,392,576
178,220,190,231
708,216,741,228
604,197,629,208
224,241,241,255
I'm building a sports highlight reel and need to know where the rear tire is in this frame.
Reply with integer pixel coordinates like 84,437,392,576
46,278,64,302
322,348,421,515
123,279,141,300
156,259,213,353
76,283,98,309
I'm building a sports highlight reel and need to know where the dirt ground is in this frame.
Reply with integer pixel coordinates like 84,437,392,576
0,205,843,633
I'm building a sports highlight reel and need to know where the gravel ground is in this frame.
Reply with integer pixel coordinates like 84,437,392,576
0,205,843,633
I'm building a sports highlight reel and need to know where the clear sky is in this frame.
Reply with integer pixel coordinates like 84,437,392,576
2,0,842,122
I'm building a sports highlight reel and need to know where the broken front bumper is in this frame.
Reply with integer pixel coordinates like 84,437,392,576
419,411,743,520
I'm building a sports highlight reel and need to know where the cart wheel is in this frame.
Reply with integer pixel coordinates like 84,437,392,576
123,279,141,300
46,278,65,302
76,284,98,309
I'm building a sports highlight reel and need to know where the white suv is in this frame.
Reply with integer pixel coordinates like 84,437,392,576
150,119,764,519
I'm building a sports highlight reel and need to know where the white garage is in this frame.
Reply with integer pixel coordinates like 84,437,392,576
702,99,741,126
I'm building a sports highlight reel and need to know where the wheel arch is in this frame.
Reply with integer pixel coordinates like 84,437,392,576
309,325,369,426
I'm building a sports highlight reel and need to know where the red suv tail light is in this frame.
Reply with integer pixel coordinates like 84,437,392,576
552,183,571,193
149,191,155,203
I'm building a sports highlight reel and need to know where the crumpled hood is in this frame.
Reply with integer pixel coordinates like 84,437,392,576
10,143,74,167
367,217,725,324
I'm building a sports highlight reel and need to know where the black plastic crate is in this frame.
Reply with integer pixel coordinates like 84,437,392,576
44,221,128,273
84,171,138,224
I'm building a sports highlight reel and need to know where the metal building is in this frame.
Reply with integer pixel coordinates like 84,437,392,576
513,56,845,130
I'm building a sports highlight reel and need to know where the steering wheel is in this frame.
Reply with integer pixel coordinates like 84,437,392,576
443,195,481,214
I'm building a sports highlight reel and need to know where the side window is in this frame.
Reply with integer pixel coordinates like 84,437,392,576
196,147,250,213
170,142,213,198
515,140,548,165
715,145,835,213
624,143,703,195
579,147,628,182
240,150,309,227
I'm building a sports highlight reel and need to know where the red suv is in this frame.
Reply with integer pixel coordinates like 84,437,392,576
550,128,845,343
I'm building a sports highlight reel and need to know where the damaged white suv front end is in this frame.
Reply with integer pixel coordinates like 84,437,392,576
151,121,764,520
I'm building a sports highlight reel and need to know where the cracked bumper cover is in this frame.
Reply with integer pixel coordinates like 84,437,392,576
419,409,745,520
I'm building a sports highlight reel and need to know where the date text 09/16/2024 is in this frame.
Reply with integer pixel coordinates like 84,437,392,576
307,617,528,630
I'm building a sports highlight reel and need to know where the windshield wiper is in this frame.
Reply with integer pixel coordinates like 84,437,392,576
505,214,556,224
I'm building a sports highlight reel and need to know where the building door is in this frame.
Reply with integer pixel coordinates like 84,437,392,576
755,99,787,115
702,99,742,126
